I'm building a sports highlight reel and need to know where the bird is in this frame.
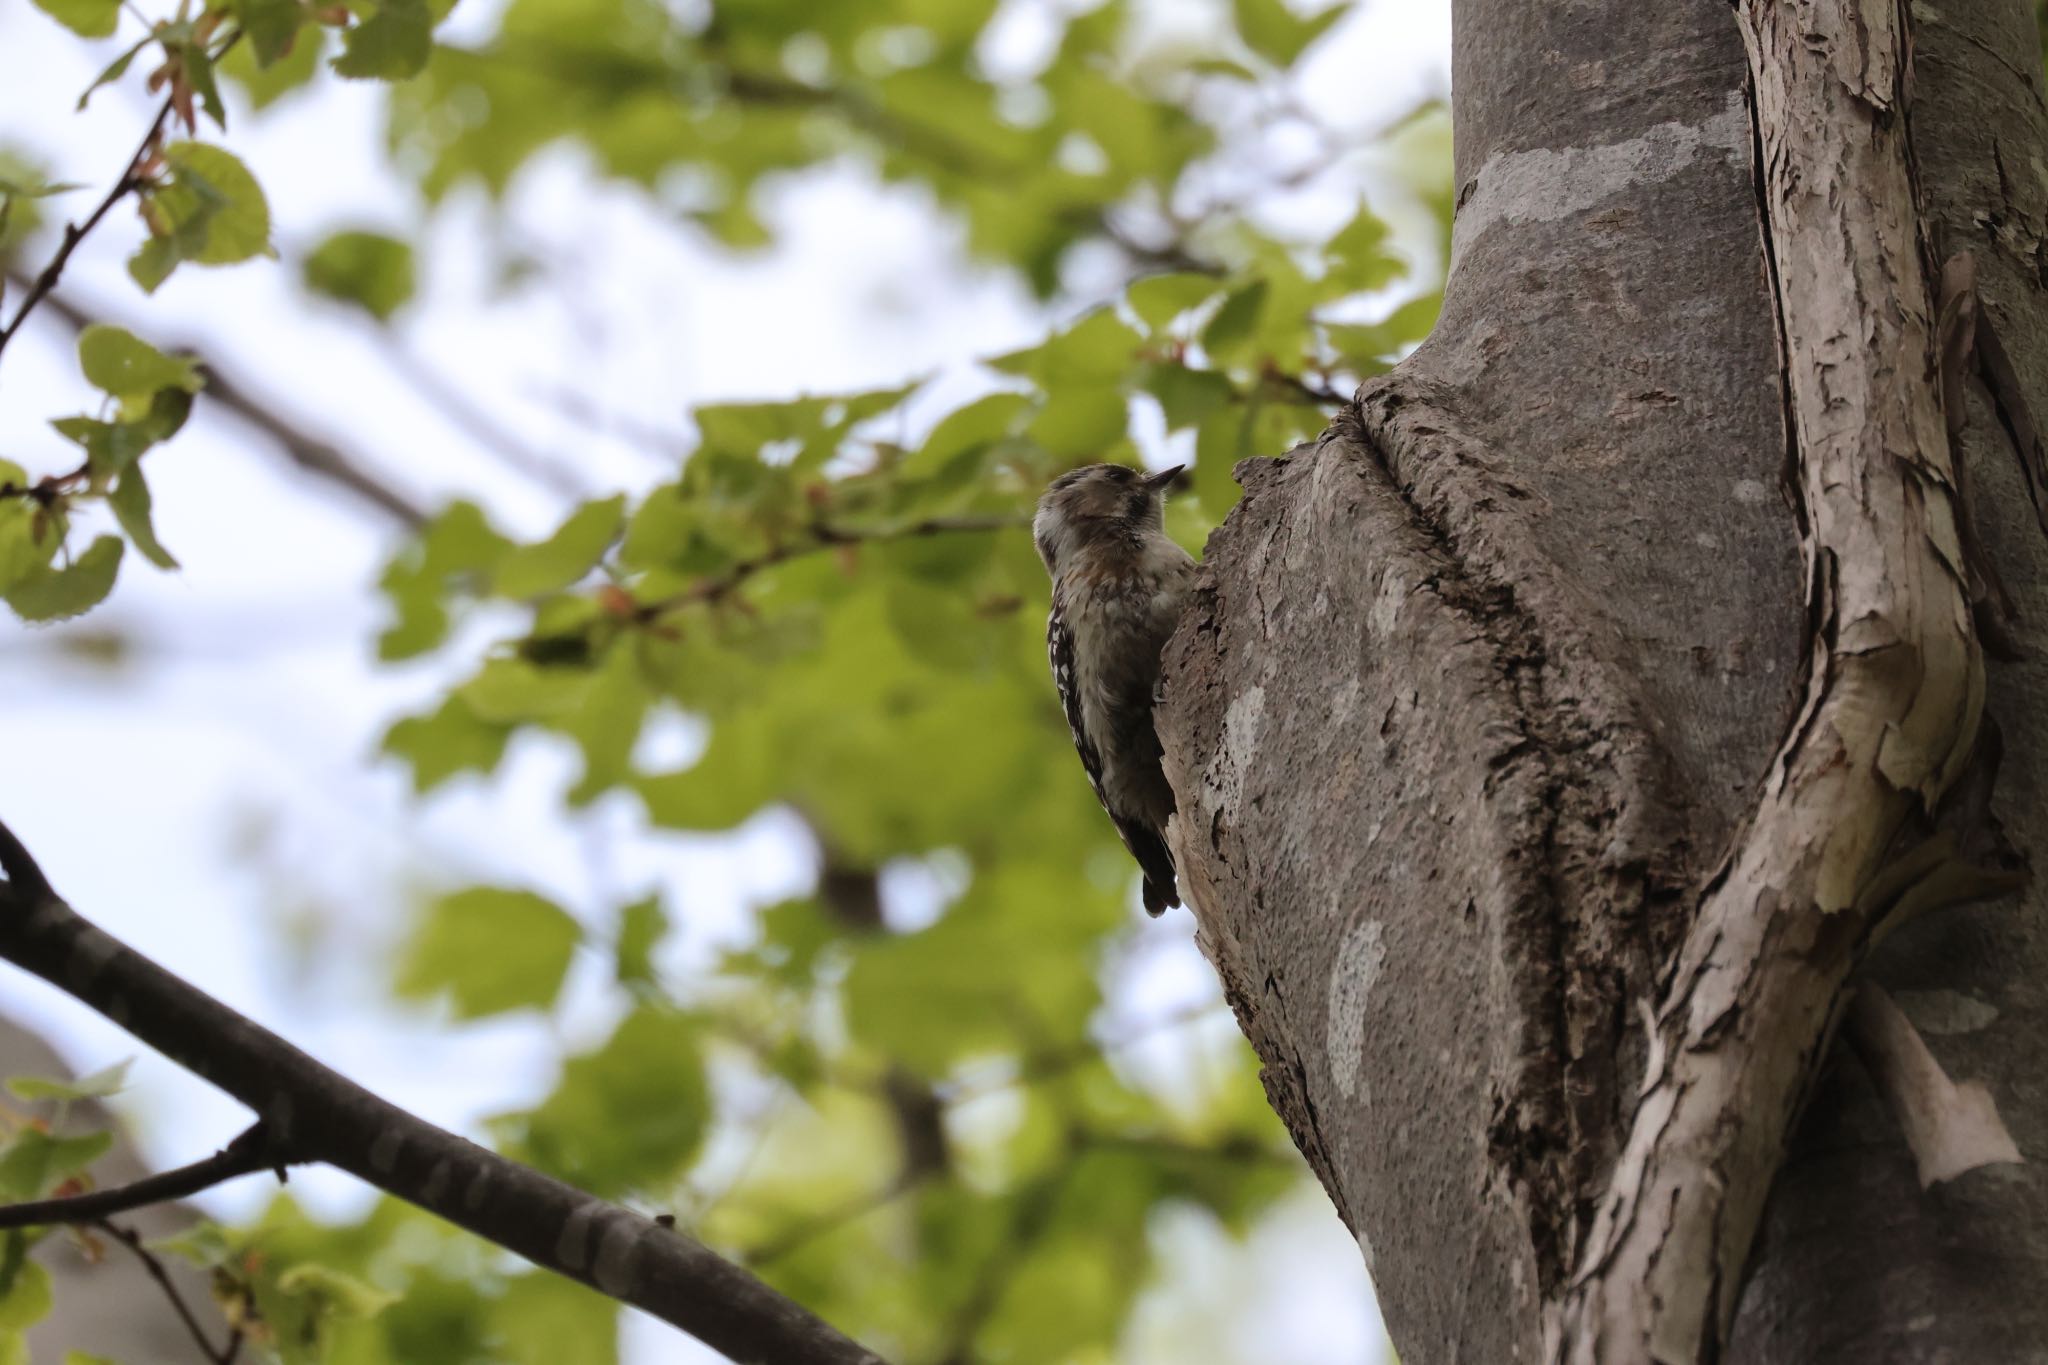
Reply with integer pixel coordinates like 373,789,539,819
1034,462,1196,915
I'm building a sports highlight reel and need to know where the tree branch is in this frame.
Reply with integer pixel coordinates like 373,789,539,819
0,96,173,364
0,819,887,1365
98,1219,246,1365
0,1123,286,1231
635,513,1030,621
8,277,431,531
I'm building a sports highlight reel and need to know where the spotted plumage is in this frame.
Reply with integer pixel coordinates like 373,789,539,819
1035,463,1196,915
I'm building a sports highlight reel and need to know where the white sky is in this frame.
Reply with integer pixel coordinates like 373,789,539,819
0,1,1450,1360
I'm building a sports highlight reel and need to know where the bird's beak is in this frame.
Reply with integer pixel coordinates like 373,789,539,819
1145,464,1187,494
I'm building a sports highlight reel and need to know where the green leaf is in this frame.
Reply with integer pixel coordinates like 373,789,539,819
613,894,668,988
5,535,122,623
302,230,416,321
128,143,272,291
6,1059,131,1102
1141,362,1235,432
1233,0,1345,65
1323,202,1404,294
76,36,150,111
1194,403,1255,519
1026,384,1127,459
77,325,201,402
991,308,1143,385
220,18,326,107
1322,292,1440,363
0,1128,113,1202
512,1009,708,1197
51,386,192,479
0,462,65,595
64,1353,120,1365
490,1272,619,1365
109,468,178,569
234,0,308,67
397,887,581,1019
493,496,625,598
383,694,512,791
1201,279,1268,362
1126,271,1224,332
0,1259,49,1334
29,0,119,38
333,0,434,80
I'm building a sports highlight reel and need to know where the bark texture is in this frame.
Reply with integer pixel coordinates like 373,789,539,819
1157,0,2046,1361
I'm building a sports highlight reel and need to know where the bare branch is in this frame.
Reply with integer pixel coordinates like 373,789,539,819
0,1124,286,1231
9,279,431,531
369,332,590,499
98,1219,246,1365
0,818,887,1365
0,97,173,363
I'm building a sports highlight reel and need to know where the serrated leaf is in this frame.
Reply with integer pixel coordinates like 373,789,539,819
493,495,624,599
77,325,201,402
29,0,119,38
332,0,433,80
398,887,580,1019
5,535,122,623
302,229,415,320
109,468,177,569
6,1059,131,1102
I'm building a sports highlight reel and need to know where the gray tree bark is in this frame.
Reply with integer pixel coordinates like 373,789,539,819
1156,0,2048,1361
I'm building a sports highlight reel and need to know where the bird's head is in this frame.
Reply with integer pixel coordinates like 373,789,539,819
1033,463,1184,575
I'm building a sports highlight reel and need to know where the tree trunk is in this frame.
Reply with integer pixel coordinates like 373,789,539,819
1156,0,2048,1361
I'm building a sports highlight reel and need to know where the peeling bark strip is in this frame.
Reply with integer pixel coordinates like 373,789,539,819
1555,1,1985,1361
0,822,884,1365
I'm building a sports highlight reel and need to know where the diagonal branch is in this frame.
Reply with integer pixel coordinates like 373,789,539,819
9,278,430,530
0,820,887,1365
98,1219,246,1365
0,1123,287,1231
0,96,174,364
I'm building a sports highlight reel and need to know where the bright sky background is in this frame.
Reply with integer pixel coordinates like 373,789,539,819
0,1,1451,1360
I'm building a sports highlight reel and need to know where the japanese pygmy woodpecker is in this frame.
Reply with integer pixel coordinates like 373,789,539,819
1035,463,1196,915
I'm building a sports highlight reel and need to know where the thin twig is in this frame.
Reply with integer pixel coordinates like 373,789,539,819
371,333,589,499
0,1124,287,1231
0,96,174,363
635,513,1029,621
8,278,431,530
98,1218,244,1365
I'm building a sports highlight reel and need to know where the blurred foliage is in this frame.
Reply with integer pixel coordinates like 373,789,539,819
1,0,1451,1360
